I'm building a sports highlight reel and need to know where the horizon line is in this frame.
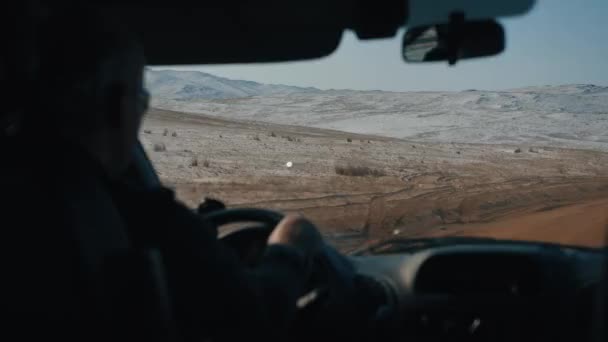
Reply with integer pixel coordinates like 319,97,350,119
147,67,606,93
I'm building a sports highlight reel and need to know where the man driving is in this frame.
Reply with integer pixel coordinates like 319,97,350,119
8,5,326,341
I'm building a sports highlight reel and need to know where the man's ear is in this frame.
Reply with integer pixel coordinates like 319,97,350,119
104,82,129,129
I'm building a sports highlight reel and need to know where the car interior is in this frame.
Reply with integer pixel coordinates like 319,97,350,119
2,1,607,342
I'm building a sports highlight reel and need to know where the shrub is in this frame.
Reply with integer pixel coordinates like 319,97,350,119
347,138,352,143
514,148,522,153
190,157,198,167
286,136,294,142
253,135,261,141
143,129,152,134
334,164,386,177
203,160,210,168
172,131,178,137
270,132,277,137
163,128,168,136
153,143,166,152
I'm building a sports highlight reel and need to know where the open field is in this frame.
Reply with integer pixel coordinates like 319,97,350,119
141,108,608,251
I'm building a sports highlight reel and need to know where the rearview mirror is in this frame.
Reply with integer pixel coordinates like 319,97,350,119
402,17,505,65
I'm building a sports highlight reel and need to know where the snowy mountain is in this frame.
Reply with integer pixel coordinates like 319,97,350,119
146,69,320,100
147,70,608,151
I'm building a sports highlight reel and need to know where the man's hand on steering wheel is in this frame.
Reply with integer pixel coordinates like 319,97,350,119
201,207,371,340
268,214,324,271
202,207,356,310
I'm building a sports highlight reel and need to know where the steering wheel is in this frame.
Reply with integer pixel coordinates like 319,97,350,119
202,207,375,339
201,207,356,291
201,208,283,266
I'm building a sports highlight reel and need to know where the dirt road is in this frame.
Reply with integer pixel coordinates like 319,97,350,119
424,198,608,248
141,108,608,251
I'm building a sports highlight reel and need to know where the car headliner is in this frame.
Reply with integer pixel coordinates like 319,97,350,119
77,0,534,65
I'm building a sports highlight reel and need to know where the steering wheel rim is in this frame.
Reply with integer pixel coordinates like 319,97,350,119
202,208,284,230
201,208,286,265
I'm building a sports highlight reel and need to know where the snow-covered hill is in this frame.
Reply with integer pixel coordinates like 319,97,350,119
147,70,608,151
146,69,320,100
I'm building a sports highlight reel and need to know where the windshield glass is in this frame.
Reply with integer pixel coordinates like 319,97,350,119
141,2,608,252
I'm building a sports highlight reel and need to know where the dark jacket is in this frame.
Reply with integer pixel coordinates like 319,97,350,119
1,138,307,341
110,182,309,341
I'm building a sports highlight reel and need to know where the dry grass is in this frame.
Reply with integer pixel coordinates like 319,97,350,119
153,142,166,152
335,164,386,177
190,157,210,168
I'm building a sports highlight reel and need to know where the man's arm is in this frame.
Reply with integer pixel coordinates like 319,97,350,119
112,186,309,341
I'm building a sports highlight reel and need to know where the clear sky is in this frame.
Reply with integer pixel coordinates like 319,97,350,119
157,1,608,92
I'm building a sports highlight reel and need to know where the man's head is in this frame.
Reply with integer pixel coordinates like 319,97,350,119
31,6,148,178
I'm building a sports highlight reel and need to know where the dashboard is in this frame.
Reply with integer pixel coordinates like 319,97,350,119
208,208,606,342
350,243,605,342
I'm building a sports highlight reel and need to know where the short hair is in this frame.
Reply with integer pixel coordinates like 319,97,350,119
27,5,145,133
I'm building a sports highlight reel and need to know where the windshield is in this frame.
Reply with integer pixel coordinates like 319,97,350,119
141,2,608,252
